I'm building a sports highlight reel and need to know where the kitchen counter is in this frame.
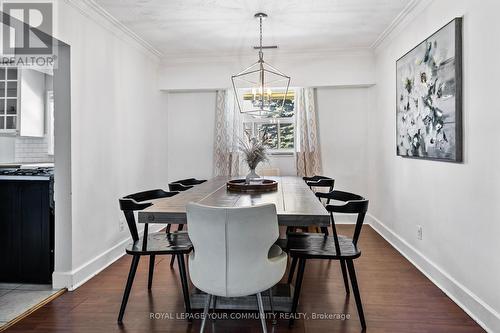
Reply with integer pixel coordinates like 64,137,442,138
0,163,54,168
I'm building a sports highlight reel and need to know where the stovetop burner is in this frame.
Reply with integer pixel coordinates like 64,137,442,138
0,167,54,176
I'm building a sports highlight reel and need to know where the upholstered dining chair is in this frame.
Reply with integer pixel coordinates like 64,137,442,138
186,203,288,333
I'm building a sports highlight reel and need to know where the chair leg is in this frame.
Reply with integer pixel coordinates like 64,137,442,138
176,254,192,320
269,288,277,325
288,257,298,284
200,294,212,333
346,260,366,330
289,258,306,327
340,259,350,294
212,295,217,322
148,255,155,290
256,292,267,333
170,255,176,267
170,225,184,268
117,255,140,323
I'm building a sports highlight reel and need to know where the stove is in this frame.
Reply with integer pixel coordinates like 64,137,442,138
0,167,54,179
0,166,55,283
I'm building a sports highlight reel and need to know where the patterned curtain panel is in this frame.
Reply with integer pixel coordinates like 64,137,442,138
295,88,322,177
213,89,241,177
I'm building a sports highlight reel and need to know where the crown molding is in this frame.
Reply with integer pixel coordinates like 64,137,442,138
371,0,433,50
160,47,374,66
64,0,430,63
65,0,162,59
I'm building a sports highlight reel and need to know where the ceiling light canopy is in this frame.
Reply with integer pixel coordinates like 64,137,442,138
231,13,291,117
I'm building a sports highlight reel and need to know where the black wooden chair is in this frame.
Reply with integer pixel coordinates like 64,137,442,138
172,178,207,186
302,175,331,182
309,178,334,235
305,177,335,198
284,190,368,329
168,182,194,192
167,179,206,232
287,176,335,235
303,175,334,192
118,189,193,323
166,179,206,266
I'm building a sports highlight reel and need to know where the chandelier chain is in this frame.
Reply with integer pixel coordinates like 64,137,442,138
259,16,263,59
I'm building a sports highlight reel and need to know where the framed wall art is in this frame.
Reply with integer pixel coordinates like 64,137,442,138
396,18,463,162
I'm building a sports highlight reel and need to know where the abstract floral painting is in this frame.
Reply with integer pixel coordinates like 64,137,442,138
396,18,462,162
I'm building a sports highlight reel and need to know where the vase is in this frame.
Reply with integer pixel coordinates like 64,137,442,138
245,168,260,184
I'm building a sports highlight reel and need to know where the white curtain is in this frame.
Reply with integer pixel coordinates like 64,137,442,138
213,89,241,177
295,88,322,177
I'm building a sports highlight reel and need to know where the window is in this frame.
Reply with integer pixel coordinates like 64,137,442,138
242,89,295,153
0,67,18,133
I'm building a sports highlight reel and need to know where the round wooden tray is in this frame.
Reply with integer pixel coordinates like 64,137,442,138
227,179,278,193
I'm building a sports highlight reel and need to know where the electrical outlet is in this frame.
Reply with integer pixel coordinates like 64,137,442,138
417,225,423,240
119,217,126,232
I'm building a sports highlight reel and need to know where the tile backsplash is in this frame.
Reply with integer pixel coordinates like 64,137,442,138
15,136,54,163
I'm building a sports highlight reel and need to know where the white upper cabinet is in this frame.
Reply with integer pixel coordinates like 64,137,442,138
19,69,46,137
0,68,19,133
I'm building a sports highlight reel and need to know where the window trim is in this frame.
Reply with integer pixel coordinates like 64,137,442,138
244,117,295,154
241,87,296,154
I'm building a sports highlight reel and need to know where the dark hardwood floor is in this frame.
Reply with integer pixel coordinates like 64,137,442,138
5,225,483,333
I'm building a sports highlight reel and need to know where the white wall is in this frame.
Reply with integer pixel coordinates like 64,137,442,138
51,1,169,289
165,87,373,183
368,0,500,331
159,50,375,90
167,91,216,182
317,86,373,195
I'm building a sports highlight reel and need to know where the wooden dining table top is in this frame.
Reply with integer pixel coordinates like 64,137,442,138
138,176,330,226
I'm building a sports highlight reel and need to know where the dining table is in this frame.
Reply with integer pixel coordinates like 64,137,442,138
138,176,330,227
137,176,330,312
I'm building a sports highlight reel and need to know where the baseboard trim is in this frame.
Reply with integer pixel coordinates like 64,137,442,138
367,213,499,332
53,225,164,291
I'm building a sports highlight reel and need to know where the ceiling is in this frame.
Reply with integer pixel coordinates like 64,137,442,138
94,0,413,58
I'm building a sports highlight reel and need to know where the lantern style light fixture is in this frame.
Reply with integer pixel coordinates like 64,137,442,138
231,13,291,117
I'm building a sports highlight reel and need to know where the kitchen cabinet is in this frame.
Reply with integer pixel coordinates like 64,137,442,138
0,68,19,133
19,69,46,137
0,67,48,137
0,178,54,283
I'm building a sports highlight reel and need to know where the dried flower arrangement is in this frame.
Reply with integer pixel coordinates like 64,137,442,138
239,129,270,182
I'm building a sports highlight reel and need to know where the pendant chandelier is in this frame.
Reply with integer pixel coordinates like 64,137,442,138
231,13,291,117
